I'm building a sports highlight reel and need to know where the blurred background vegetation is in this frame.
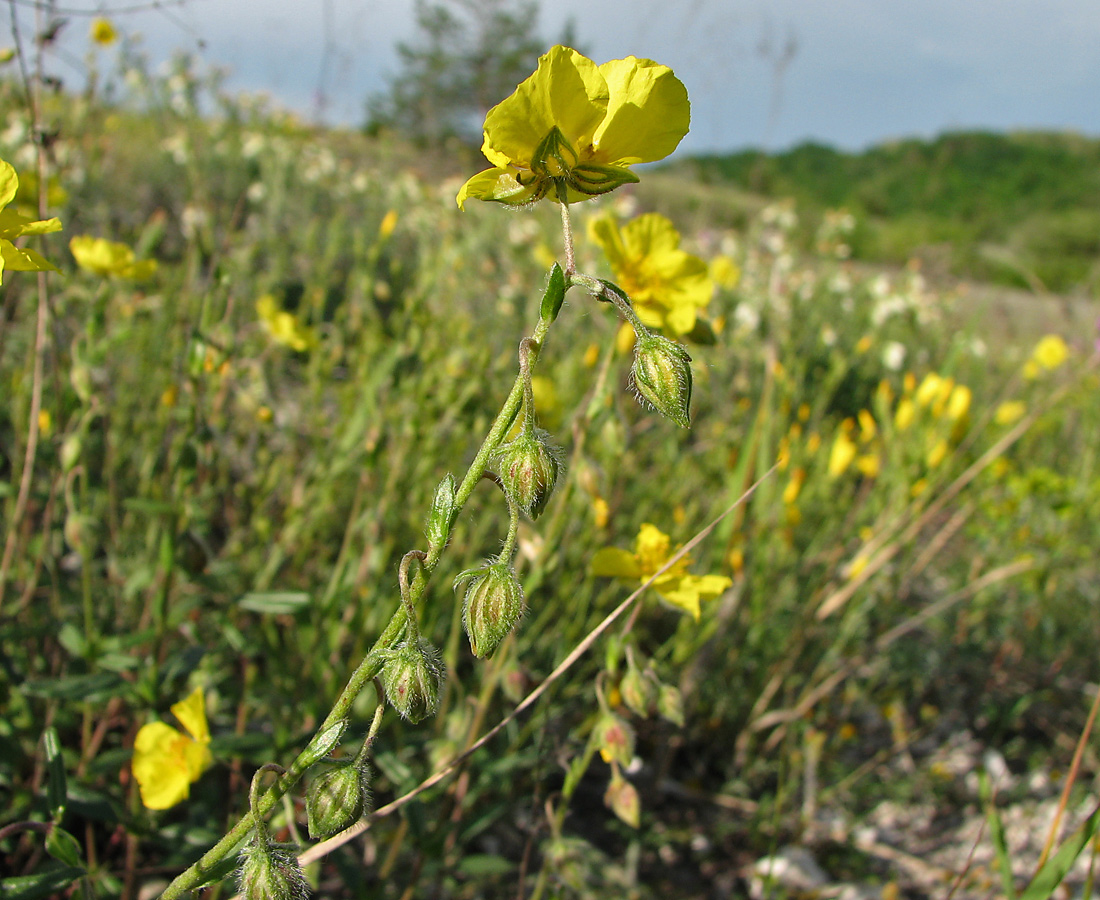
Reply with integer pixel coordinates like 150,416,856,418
1,2,1098,898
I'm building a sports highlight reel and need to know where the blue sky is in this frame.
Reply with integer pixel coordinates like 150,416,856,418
34,0,1100,153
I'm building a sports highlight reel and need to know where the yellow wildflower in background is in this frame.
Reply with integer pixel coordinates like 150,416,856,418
90,17,118,46
132,687,213,809
0,159,61,284
256,294,317,352
995,401,1026,425
588,212,714,335
70,235,157,280
591,523,731,621
377,209,398,239
709,254,741,289
828,430,857,478
457,45,689,208
1024,334,1069,379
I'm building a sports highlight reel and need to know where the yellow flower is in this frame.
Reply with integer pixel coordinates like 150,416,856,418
994,400,1026,425
70,235,157,280
709,254,741,289
894,398,915,431
377,209,398,239
1030,335,1069,372
91,17,118,46
926,438,948,469
132,687,213,810
782,468,805,504
856,453,880,478
591,523,731,621
914,373,943,408
457,45,689,208
857,409,877,443
256,294,317,352
588,212,714,335
945,384,971,422
828,430,857,478
0,159,62,284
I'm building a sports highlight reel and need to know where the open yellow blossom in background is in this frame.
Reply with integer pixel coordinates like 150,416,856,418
457,45,689,208
588,212,714,336
0,159,62,284
90,17,118,46
1024,334,1069,379
256,293,318,352
591,523,731,621
132,687,213,810
70,235,157,280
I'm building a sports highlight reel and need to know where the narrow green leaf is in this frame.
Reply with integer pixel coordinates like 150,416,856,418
1020,803,1100,900
43,728,67,819
237,592,311,615
980,771,1016,900
1,867,86,900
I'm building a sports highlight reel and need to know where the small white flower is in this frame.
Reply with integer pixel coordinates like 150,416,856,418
881,341,907,371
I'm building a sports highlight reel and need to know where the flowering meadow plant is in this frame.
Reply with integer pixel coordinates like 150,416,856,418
133,44,716,900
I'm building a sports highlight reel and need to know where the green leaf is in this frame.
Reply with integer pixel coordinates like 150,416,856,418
1020,803,1100,900
0,867,86,900
457,854,515,877
980,771,1016,900
539,262,566,323
237,592,311,615
45,826,84,869
22,672,127,702
43,728,67,819
299,719,348,769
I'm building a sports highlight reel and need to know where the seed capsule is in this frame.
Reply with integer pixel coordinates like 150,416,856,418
455,559,525,658
630,333,693,428
306,760,371,839
495,426,563,518
379,639,444,724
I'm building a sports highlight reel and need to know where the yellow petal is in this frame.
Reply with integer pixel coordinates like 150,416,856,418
593,57,690,165
0,159,16,209
171,687,210,744
481,46,607,171
591,547,641,579
132,722,193,810
456,167,539,209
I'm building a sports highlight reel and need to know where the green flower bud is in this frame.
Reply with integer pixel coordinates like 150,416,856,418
306,760,371,839
455,559,525,658
630,333,693,428
619,656,656,719
237,837,309,900
60,432,83,472
656,683,685,727
495,427,563,519
380,639,444,723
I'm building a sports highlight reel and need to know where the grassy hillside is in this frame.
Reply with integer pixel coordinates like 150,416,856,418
675,131,1100,292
